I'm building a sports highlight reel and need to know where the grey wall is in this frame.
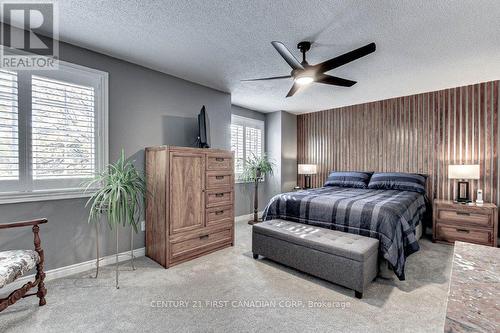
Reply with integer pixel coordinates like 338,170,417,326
0,40,231,271
264,111,298,202
281,111,297,192
264,111,283,201
231,105,266,122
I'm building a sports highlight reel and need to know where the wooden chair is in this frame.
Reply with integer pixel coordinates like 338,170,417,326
0,219,47,312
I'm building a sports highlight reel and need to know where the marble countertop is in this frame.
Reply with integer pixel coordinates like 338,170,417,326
444,241,499,332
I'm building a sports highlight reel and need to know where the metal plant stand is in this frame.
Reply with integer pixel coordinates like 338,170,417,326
93,225,137,289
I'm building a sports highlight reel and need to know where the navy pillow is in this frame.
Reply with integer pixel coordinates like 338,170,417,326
324,171,372,189
367,172,427,194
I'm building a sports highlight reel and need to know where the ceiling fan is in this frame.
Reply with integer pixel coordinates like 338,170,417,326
242,41,376,97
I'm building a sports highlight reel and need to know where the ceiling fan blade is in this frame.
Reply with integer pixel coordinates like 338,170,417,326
316,74,356,87
271,41,304,70
286,82,305,98
313,42,376,73
241,75,291,81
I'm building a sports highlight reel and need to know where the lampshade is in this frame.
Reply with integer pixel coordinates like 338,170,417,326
448,164,480,179
298,164,317,175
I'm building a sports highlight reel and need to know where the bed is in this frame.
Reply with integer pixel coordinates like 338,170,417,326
262,185,429,280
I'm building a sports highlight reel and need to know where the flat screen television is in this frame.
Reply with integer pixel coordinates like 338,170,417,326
197,105,210,148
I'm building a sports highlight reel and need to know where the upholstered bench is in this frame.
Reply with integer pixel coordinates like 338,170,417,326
252,219,379,298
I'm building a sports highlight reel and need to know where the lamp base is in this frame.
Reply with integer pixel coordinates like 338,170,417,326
304,175,311,189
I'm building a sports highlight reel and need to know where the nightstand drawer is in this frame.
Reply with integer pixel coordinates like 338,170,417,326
438,209,492,228
437,225,493,246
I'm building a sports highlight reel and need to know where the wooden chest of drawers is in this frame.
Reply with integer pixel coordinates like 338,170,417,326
145,146,234,268
433,200,498,247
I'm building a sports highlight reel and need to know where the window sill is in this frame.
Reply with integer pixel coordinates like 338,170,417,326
0,188,97,205
235,180,266,184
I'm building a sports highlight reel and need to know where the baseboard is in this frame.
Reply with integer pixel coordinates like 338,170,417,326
235,211,264,223
3,214,266,294
1,247,145,294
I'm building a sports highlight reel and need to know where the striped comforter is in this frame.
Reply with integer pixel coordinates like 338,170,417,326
262,187,428,280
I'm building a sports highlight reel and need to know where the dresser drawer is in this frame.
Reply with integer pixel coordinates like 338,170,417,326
436,225,493,246
170,228,232,259
206,205,233,227
438,209,492,228
206,154,232,171
206,171,233,189
206,188,233,207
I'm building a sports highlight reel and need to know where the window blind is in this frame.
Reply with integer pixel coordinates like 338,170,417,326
231,124,244,174
230,115,265,180
0,70,18,181
31,75,96,179
245,126,262,159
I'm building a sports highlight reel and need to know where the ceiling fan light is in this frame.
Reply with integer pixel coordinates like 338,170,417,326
295,76,314,85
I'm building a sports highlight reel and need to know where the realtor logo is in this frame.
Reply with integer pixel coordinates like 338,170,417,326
0,1,59,69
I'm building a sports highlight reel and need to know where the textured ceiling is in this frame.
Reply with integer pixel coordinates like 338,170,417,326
22,0,500,113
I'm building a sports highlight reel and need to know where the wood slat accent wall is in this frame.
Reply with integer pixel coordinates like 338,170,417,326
297,80,499,206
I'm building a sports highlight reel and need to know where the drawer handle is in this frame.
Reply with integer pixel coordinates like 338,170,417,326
456,228,470,233
215,210,224,215
215,157,224,162
215,193,224,197
456,212,470,216
215,176,224,180
199,235,209,240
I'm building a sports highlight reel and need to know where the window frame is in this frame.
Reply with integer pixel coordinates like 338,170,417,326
0,60,109,204
230,115,265,183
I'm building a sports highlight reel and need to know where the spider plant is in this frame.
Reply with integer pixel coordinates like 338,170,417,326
240,153,274,224
84,149,145,288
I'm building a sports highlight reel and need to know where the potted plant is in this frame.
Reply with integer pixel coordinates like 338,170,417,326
85,150,145,289
241,153,274,224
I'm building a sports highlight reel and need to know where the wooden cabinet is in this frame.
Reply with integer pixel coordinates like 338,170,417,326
145,146,234,268
433,200,498,247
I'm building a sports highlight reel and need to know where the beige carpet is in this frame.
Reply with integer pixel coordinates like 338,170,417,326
0,220,453,333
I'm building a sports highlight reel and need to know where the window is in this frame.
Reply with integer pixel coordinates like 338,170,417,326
230,115,264,181
0,61,108,203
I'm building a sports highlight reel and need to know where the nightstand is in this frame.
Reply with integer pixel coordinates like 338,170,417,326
433,200,498,247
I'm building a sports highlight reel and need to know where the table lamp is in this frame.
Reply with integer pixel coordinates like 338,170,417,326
298,164,317,189
448,164,480,203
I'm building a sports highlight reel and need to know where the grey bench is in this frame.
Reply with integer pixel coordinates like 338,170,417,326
252,219,379,298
